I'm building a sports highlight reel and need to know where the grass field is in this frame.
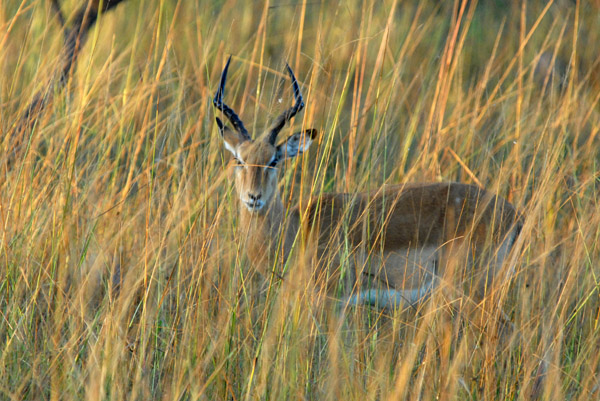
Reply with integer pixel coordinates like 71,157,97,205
1,0,600,399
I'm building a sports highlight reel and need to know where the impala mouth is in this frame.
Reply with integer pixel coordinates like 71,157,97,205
243,199,265,211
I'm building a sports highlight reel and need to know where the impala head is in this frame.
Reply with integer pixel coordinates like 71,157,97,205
214,57,317,213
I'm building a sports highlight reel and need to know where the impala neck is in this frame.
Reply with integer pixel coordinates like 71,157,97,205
239,191,295,272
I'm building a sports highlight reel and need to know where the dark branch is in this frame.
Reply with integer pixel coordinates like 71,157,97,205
50,0,66,27
13,0,128,138
60,5,97,85
212,56,250,140
91,0,128,13
268,63,304,145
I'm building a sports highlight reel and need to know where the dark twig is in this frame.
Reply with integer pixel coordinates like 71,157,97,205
10,0,128,151
50,0,66,27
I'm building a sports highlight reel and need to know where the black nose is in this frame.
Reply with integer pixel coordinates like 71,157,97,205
248,193,262,201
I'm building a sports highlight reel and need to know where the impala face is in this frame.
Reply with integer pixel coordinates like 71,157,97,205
213,57,316,213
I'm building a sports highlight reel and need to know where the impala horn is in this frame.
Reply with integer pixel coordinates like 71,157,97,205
267,63,305,145
213,56,251,140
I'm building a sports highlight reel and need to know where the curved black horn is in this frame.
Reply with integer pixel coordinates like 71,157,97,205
213,56,250,139
267,63,305,145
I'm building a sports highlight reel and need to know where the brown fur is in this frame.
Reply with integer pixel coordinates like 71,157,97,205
221,127,521,304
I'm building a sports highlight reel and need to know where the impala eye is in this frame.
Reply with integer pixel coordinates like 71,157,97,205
267,157,279,168
233,157,243,166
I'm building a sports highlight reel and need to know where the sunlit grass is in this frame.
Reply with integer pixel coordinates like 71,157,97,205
1,0,599,399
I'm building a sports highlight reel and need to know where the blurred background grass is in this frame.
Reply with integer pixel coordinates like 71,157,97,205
1,0,599,399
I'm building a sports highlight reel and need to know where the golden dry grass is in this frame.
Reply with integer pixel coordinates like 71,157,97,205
1,0,599,399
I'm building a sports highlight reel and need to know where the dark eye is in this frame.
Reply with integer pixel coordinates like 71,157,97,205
267,158,279,168
233,157,244,167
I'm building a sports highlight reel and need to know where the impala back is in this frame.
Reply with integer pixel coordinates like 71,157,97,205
297,182,521,299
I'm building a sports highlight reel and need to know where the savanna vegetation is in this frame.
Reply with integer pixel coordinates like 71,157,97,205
1,0,599,399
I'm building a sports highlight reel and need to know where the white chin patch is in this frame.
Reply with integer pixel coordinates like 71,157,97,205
243,200,264,212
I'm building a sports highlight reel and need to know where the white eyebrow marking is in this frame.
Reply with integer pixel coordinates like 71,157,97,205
263,154,278,170
223,141,239,158
232,154,245,165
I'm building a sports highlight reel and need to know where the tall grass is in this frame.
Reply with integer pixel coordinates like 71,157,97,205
1,0,599,399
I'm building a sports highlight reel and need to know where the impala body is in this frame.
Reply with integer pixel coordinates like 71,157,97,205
214,58,521,307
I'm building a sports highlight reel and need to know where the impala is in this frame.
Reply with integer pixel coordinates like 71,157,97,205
213,57,521,308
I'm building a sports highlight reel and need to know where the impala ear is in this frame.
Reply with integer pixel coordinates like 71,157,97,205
217,117,247,157
276,129,317,160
